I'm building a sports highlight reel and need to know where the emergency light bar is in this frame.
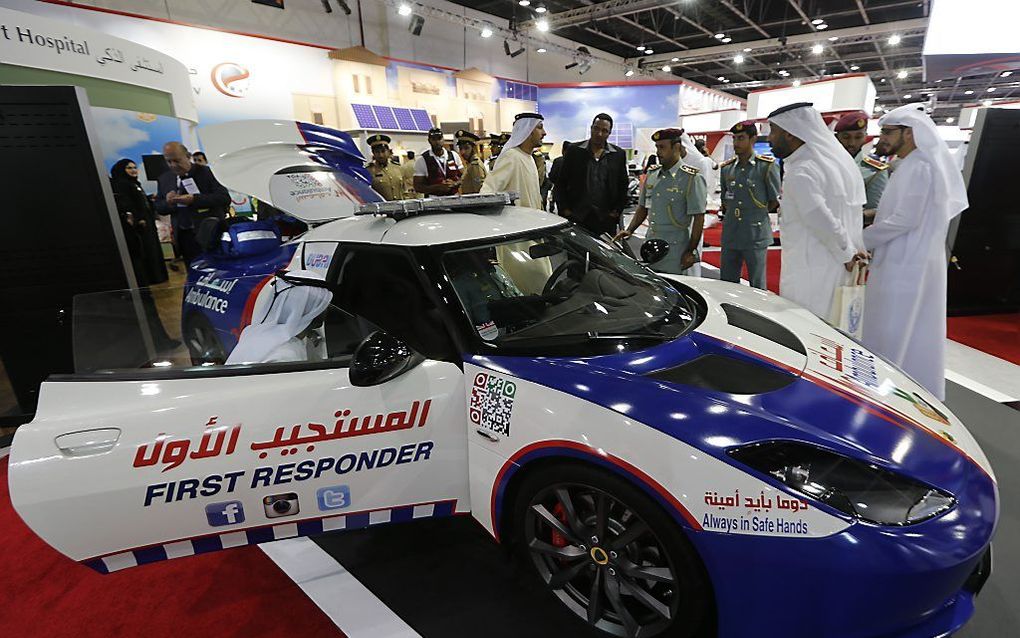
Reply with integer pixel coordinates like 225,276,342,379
355,192,518,220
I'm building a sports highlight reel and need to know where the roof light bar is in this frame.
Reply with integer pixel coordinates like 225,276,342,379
356,192,518,220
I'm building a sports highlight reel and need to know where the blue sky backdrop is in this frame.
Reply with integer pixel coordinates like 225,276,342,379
538,84,680,148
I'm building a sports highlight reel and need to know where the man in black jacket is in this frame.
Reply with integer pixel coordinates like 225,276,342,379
155,141,230,264
554,113,629,236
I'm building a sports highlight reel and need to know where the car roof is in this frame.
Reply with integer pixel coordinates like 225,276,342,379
301,205,569,247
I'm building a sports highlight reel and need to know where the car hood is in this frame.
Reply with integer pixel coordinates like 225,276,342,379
470,277,995,492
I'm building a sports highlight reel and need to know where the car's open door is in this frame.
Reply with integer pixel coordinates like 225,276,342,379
8,284,468,573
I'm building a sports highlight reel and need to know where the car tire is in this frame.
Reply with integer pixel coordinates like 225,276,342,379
182,312,227,365
512,462,714,638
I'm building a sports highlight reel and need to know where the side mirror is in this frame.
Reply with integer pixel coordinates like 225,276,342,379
350,331,423,387
640,238,670,265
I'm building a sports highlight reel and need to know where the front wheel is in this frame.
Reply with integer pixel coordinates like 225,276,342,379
183,312,227,365
512,463,713,638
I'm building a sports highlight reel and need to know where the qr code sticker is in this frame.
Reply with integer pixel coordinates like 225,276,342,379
469,372,516,437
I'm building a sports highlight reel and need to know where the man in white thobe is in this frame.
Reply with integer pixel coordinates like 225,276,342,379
481,112,546,209
767,103,867,319
862,104,968,400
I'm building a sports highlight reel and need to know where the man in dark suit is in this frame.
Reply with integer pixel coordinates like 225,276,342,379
155,141,230,264
553,113,629,236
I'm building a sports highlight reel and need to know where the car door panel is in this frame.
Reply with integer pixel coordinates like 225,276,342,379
9,360,468,571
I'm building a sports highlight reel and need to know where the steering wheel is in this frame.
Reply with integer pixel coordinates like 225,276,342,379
542,260,574,296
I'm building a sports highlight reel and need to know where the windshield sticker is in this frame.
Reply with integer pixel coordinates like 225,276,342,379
476,321,499,341
469,372,516,437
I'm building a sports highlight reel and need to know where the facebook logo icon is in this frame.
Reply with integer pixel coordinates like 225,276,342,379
316,485,351,511
206,501,245,526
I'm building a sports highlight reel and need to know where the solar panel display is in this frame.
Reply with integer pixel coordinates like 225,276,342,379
393,108,417,131
411,109,433,131
372,105,399,130
351,104,379,129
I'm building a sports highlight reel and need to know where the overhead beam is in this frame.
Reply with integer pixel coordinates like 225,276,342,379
521,0,682,30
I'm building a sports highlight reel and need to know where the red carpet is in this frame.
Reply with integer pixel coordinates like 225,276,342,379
701,249,782,294
0,458,344,638
947,313,1020,366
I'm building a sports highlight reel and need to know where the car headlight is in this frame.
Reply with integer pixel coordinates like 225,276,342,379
729,441,956,526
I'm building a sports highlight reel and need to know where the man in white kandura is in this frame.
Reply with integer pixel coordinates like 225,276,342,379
767,102,867,319
481,112,546,209
226,270,333,365
862,104,969,400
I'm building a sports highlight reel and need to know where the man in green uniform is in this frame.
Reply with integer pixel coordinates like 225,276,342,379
718,120,781,289
614,128,707,275
834,111,889,226
456,130,487,195
488,133,507,170
366,134,406,201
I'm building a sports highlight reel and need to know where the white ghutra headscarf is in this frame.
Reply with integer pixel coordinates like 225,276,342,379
504,112,544,150
226,269,333,364
768,103,866,209
880,103,968,222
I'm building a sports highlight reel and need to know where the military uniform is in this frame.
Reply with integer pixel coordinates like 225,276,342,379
641,160,708,275
719,153,781,289
456,130,487,195
365,134,406,201
857,151,889,218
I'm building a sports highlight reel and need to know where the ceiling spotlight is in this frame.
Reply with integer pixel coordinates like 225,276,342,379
743,47,752,52
964,90,974,95
850,65,860,71
504,39,525,58
880,78,886,82
397,2,412,16
811,18,824,25
536,47,547,53
903,94,912,99
888,34,901,45
947,117,955,123
518,0,530,6
792,79,801,87
645,49,654,54
637,45,646,51
828,36,838,41
671,57,679,62
714,33,725,39
983,99,993,106
625,68,635,77
536,18,549,32
662,65,672,72
811,44,824,54
722,37,732,43
734,54,745,63
1002,71,1013,77
480,25,493,38
534,3,547,13
717,76,726,81
816,23,828,30
723,79,730,83
897,70,908,79
987,87,997,92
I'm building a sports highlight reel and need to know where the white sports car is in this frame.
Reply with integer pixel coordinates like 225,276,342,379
9,121,996,638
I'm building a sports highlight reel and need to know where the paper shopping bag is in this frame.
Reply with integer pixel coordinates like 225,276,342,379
828,263,867,339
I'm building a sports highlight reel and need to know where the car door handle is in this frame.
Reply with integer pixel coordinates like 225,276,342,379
475,428,499,443
55,428,121,457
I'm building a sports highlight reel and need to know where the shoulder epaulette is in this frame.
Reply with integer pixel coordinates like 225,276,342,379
680,163,700,175
755,154,776,162
863,156,888,170
720,157,737,167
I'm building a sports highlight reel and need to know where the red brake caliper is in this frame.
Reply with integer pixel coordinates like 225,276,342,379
551,503,569,548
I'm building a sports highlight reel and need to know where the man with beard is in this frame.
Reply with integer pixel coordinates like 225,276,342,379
834,111,889,226
456,130,487,195
480,113,546,209
155,141,230,264
555,113,629,236
767,103,867,319
413,128,463,196
861,104,968,400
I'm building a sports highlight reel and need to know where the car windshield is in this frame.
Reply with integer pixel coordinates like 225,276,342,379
441,227,698,349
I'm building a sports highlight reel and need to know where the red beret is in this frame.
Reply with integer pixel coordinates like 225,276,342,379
652,128,684,141
729,120,758,136
834,111,869,132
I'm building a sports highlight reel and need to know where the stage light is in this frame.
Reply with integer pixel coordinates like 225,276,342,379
816,23,828,30
662,65,671,72
888,34,901,45
897,70,908,79
717,76,726,81
504,39,525,58
812,18,824,25
637,45,646,51
903,94,912,99
536,18,549,32
321,0,332,13
743,47,752,52
721,37,732,43
397,3,412,16
625,68,635,77
811,44,823,54
733,54,745,63
535,3,547,13
792,79,801,87
714,33,725,39
828,36,838,41
723,78,730,83
983,99,993,106
671,57,679,62
947,117,955,123
408,13,424,35
964,89,974,95
880,78,886,82
987,87,996,92
480,25,493,38
536,47,546,53
518,0,530,6
645,49,654,54
850,65,860,71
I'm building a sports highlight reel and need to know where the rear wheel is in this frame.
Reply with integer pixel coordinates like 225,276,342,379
183,313,226,365
512,463,713,638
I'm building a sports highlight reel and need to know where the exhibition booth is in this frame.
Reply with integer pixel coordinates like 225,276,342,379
1,2,1019,638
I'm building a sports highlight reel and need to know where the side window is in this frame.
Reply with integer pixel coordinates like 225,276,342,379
332,246,456,361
